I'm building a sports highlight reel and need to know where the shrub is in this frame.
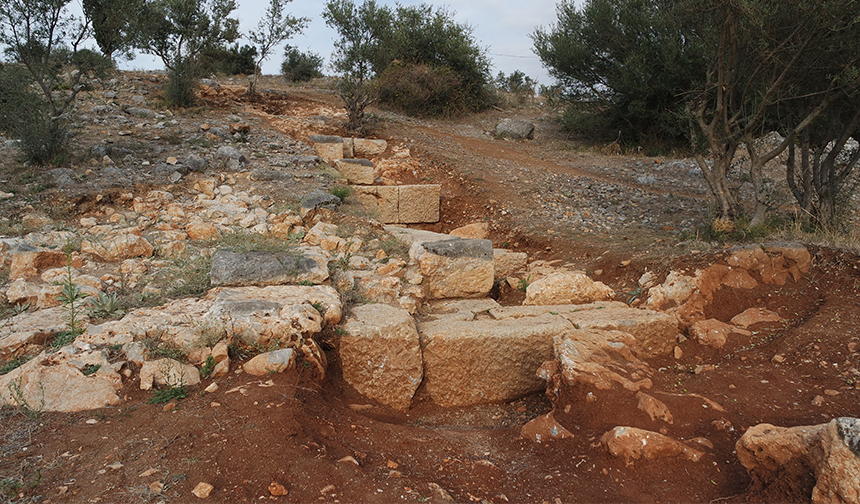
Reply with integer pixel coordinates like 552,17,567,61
374,62,465,117
0,63,70,165
281,46,323,82
165,59,200,108
199,44,258,76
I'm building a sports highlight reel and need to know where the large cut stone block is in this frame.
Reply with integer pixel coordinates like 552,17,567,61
309,135,344,163
351,186,399,223
412,238,494,299
399,185,440,223
418,314,573,406
210,248,328,286
491,302,679,358
353,138,387,157
341,304,423,411
334,159,375,185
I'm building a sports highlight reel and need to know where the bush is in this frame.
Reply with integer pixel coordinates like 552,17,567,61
199,44,258,76
0,63,70,165
165,59,200,108
281,46,323,82
374,62,466,117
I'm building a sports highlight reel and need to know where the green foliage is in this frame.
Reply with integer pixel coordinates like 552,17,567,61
199,43,257,75
82,0,142,60
82,363,101,376
517,275,531,292
374,62,466,117
330,185,351,200
165,58,201,108
200,355,216,379
56,255,88,339
247,0,309,92
533,0,709,146
0,63,70,165
281,46,324,82
86,292,126,321
148,384,188,404
0,357,30,376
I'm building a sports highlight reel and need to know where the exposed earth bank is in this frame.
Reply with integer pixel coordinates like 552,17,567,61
0,74,858,504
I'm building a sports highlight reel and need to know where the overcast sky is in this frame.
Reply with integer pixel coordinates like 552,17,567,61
118,0,566,86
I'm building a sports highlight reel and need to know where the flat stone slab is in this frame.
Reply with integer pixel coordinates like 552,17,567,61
210,248,329,286
412,238,495,299
490,302,679,358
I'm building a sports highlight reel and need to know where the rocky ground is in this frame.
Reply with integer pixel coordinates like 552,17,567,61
0,73,859,504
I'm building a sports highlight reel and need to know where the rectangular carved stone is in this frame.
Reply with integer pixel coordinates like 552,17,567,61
398,184,440,223
351,186,399,223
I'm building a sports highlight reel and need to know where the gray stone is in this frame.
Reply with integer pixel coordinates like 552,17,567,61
251,169,292,181
301,189,342,212
309,134,343,144
216,146,248,166
411,238,495,299
125,107,156,118
209,249,329,286
421,238,493,260
495,119,535,140
837,417,860,458
182,153,208,171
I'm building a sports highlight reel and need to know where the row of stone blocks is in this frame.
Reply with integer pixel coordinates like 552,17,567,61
340,299,679,411
310,135,440,225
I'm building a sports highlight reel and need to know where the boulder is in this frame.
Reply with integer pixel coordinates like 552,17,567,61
0,306,67,358
243,348,295,376
203,285,342,346
0,348,122,412
139,358,201,390
353,138,387,157
185,221,220,240
736,418,860,504
341,304,423,411
216,146,248,168
10,248,66,280
209,248,329,286
411,238,494,299
300,189,342,215
81,233,154,262
601,426,704,465
418,313,573,407
550,328,653,393
449,222,489,240
495,119,535,140
688,319,737,348
334,159,375,185
524,272,614,306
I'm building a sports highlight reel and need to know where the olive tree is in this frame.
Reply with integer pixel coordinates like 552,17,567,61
246,0,309,94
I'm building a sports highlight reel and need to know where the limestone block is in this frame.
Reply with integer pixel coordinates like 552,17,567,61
399,185,440,224
0,306,67,359
335,159,375,185
243,348,295,375
689,318,741,348
140,358,201,390
412,238,494,299
493,249,528,281
0,349,122,412
551,328,653,392
10,248,66,280
203,285,342,346
209,249,329,286
449,222,489,240
353,138,387,157
341,304,423,411
524,272,614,306
602,426,704,465
5,278,41,306
736,418,860,504
730,307,782,328
351,186,399,223
81,233,154,262
495,119,535,140
418,314,573,406
309,135,344,163
492,302,679,358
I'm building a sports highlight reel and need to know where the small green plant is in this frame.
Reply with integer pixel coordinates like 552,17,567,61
81,364,101,376
517,275,531,292
310,301,325,316
3,377,44,420
56,248,88,339
148,385,188,404
0,357,30,375
86,292,126,320
200,355,216,379
330,185,351,200
298,280,314,286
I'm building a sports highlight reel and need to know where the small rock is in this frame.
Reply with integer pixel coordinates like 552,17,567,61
149,481,164,494
772,354,785,364
268,482,288,496
204,383,218,393
320,484,336,495
192,482,214,498
674,346,683,359
812,395,825,406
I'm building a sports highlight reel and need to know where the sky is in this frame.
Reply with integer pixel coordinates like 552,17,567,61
116,0,566,86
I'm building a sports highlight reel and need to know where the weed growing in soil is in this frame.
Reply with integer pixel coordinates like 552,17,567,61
86,292,126,321
517,275,531,292
330,185,351,200
0,357,31,375
148,385,188,404
200,356,216,379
